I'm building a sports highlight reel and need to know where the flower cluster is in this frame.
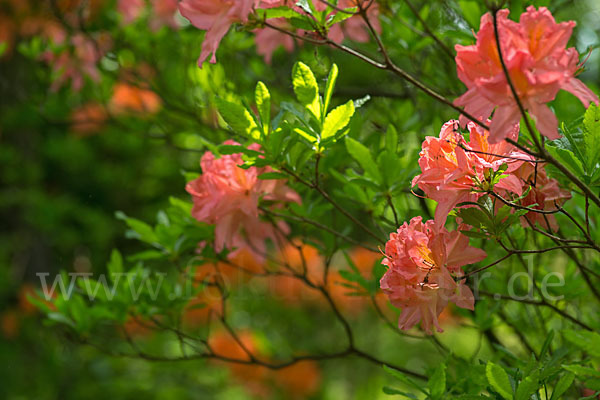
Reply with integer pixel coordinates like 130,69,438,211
179,0,259,66
380,217,487,333
186,140,300,260
455,6,599,143
179,0,380,66
381,6,594,334
412,119,532,226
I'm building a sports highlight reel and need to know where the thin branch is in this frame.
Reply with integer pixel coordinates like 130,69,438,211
402,0,454,60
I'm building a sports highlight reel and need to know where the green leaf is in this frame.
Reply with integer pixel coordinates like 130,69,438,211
322,100,354,140
214,97,261,139
563,330,600,357
323,63,338,114
386,125,398,154
383,366,429,395
515,373,539,400
218,144,263,157
539,329,555,359
26,291,53,313
562,365,600,377
345,137,381,182
255,81,271,134
378,151,403,187
127,250,165,261
460,230,489,239
115,211,159,244
293,127,318,144
258,6,296,19
257,171,288,180
382,387,418,398
107,249,123,277
289,16,315,31
459,0,482,29
327,7,357,26
550,372,574,400
428,364,446,400
586,379,600,391
0,42,7,57
47,312,77,329
292,62,321,119
560,125,585,167
584,103,600,172
486,362,513,400
546,141,586,179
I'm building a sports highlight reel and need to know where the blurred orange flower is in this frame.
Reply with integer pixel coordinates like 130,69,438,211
110,82,162,115
70,102,107,136
273,360,321,398
209,330,270,396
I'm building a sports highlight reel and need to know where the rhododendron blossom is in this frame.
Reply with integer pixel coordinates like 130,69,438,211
179,0,257,66
455,6,599,143
254,18,295,64
412,120,532,226
380,217,486,334
186,141,300,259
514,164,572,232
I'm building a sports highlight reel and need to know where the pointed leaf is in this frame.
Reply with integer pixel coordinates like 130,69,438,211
345,137,381,183
386,125,398,154
292,62,320,119
486,362,513,400
214,97,260,139
584,103,600,172
550,373,574,400
515,372,539,400
563,330,600,357
255,81,271,134
428,364,446,400
323,63,338,114
322,100,354,139
108,249,123,278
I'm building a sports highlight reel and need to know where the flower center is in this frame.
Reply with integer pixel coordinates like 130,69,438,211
416,244,436,271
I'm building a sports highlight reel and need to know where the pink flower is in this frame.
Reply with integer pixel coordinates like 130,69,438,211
513,164,571,232
118,0,145,25
412,120,531,227
119,0,179,30
455,7,599,143
314,0,380,44
336,0,381,43
186,140,300,260
254,18,295,64
252,1,296,63
42,32,110,92
179,0,258,67
150,0,179,31
380,217,486,334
